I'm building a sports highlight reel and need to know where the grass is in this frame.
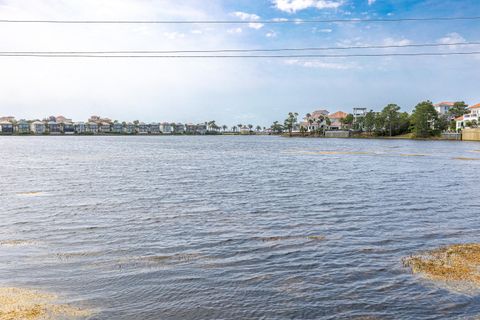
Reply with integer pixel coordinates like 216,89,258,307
403,243,480,285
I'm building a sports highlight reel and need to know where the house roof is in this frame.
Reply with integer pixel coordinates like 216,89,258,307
328,111,348,119
434,102,455,107
310,109,329,116
455,116,464,121
469,103,480,109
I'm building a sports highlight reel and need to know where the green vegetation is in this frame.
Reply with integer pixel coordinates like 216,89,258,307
283,112,298,137
411,101,441,138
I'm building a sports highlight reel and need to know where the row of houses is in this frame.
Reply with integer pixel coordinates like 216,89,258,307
0,115,211,135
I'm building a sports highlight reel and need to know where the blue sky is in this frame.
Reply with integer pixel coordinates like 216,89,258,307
0,0,479,126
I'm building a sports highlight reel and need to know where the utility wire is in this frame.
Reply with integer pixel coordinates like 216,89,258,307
0,16,479,24
1,52,479,58
0,41,478,55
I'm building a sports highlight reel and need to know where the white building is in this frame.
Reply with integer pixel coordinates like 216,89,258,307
434,102,455,115
74,122,86,134
456,103,480,130
160,122,173,134
30,121,46,134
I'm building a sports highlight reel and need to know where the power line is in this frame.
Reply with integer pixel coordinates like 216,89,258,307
0,16,479,24
1,51,479,58
0,41,478,55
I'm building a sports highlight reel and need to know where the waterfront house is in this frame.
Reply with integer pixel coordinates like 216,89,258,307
455,116,464,131
175,123,185,134
56,115,73,124
328,111,348,130
137,122,148,134
434,102,455,115
0,116,15,123
240,126,250,134
16,120,30,134
30,121,46,134
98,122,112,133
86,122,98,134
196,123,207,135
160,122,173,134
303,109,330,132
0,121,14,134
457,103,480,129
124,123,135,134
112,122,123,134
149,123,160,134
74,122,86,134
185,123,197,134
47,121,61,134
61,122,75,135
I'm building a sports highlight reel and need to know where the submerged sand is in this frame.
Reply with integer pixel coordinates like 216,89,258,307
0,287,91,320
403,244,480,286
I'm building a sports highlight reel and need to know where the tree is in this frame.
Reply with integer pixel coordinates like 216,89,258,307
341,114,354,129
271,121,283,134
364,111,376,133
283,112,298,137
300,126,307,136
315,116,325,135
248,124,253,132
222,125,227,132
448,101,469,118
381,104,401,136
256,125,262,132
411,101,440,138
232,125,237,132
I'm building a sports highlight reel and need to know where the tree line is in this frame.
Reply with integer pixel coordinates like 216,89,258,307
272,101,471,138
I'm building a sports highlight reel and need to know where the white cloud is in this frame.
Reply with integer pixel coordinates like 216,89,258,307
227,27,243,34
368,0,376,5
232,11,260,21
163,31,185,40
383,38,412,46
266,31,277,38
284,59,356,69
438,32,466,44
312,27,333,33
273,0,343,13
231,11,264,29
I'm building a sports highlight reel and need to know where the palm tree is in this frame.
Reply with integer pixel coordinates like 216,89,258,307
256,125,262,132
222,125,227,132
232,125,237,133
248,124,253,133
316,116,324,136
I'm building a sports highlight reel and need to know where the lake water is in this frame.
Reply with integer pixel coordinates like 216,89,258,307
1,136,480,319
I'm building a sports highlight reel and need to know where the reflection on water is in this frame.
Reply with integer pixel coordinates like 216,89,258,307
0,136,480,319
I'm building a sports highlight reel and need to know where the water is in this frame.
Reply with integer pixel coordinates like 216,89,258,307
1,136,479,319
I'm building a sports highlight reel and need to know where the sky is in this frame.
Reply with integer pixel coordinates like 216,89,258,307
0,0,479,126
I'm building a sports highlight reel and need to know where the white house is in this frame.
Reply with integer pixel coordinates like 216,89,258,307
160,122,173,134
302,109,330,132
456,103,480,130
30,121,46,134
434,102,455,115
0,121,13,134
74,122,86,134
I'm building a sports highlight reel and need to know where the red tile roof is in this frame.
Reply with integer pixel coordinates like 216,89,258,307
469,103,480,109
328,111,348,119
455,116,464,121
434,102,455,107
